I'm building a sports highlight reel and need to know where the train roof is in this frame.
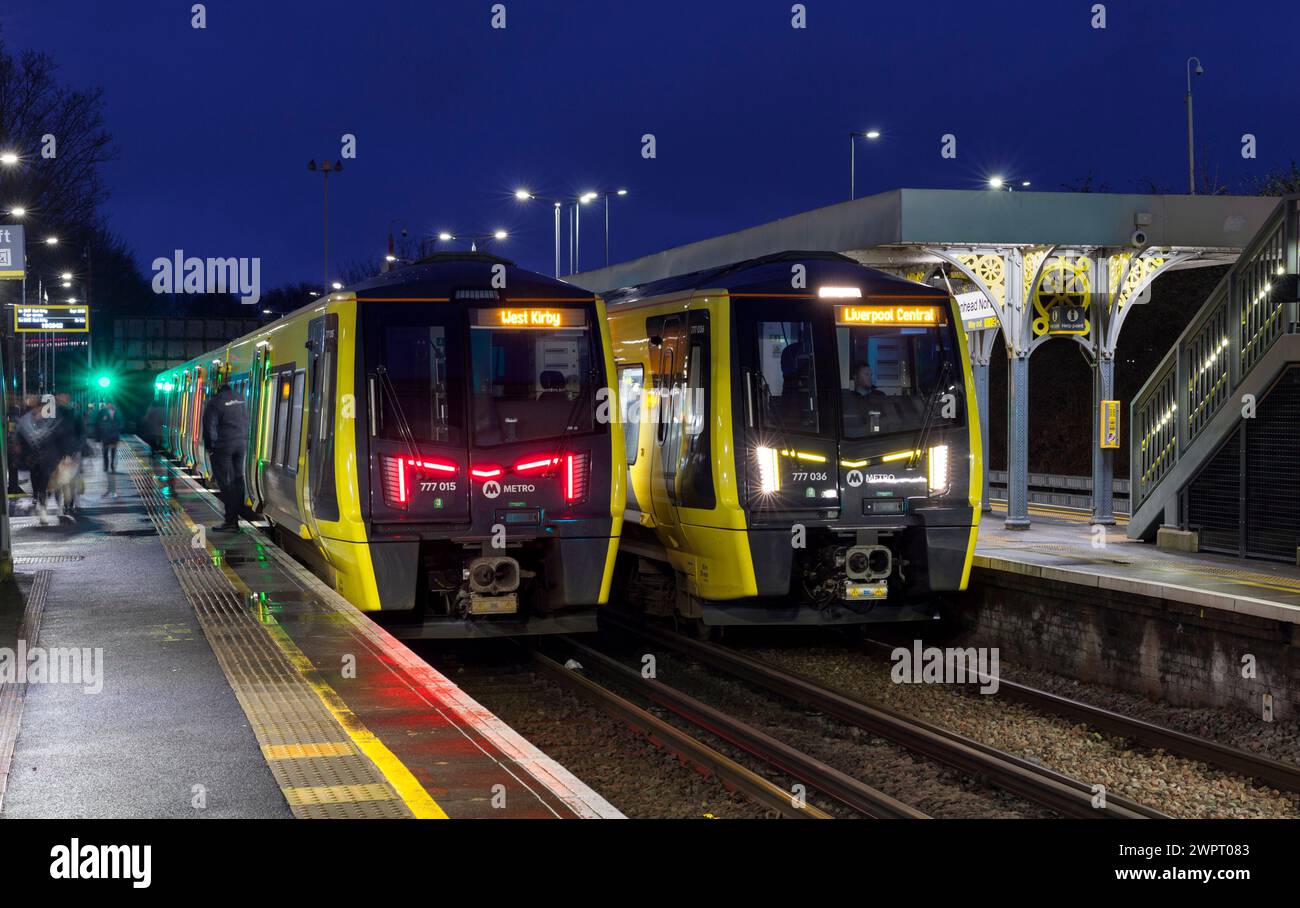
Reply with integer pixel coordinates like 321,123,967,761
598,251,944,306
350,252,594,301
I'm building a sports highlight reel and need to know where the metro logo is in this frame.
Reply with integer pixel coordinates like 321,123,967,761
835,304,941,327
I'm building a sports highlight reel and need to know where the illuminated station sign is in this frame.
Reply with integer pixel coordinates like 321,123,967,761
834,303,945,327
477,307,586,329
15,304,90,333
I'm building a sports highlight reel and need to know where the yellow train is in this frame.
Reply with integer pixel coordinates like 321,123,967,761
604,251,981,629
156,253,624,638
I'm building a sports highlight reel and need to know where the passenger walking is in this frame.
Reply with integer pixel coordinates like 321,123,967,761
202,381,255,530
98,402,122,472
54,392,87,517
15,396,64,525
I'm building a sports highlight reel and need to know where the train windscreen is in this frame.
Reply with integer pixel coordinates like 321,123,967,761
835,303,963,439
469,306,597,446
367,304,465,444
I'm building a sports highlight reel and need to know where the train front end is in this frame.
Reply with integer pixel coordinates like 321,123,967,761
731,263,980,625
356,256,623,636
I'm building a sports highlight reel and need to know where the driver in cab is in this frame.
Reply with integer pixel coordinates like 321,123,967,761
843,362,890,437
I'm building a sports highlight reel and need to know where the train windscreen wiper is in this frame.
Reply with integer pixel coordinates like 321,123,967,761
908,359,953,470
545,365,598,476
374,365,423,461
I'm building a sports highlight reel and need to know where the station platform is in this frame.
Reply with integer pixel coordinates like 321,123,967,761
977,505,1300,626
0,438,621,820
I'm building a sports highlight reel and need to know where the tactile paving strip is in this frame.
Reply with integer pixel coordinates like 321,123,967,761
0,570,52,812
13,555,85,564
123,450,413,819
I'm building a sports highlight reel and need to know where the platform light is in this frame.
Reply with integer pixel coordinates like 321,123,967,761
493,229,508,240
928,444,950,495
865,130,880,139
44,236,58,245
385,254,396,262
515,188,533,201
438,232,454,241
616,188,628,196
987,176,1004,189
0,152,17,166
60,272,72,280
755,446,780,494
62,281,71,288
95,374,113,389
9,206,25,217
331,281,342,290
579,192,598,204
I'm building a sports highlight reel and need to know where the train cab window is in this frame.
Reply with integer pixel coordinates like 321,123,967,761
370,316,463,445
469,309,595,446
754,320,820,434
617,365,644,465
837,315,963,439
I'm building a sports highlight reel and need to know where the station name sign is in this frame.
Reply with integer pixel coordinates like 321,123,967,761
15,304,90,333
834,304,944,327
477,307,584,329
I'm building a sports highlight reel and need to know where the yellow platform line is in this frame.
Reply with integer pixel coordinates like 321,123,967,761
173,505,449,820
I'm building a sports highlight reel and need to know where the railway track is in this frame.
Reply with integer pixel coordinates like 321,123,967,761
602,613,1167,819
538,643,927,818
856,637,1300,796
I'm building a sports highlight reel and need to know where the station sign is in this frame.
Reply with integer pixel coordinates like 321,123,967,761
0,225,24,279
956,290,998,330
1049,304,1087,335
1100,400,1121,449
477,307,585,329
15,304,90,333
835,304,945,327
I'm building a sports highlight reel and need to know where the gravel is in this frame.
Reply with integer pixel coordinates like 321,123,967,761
739,640,1300,819
590,640,1052,819
419,643,773,819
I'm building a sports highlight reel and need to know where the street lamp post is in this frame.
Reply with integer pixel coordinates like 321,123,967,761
307,159,343,289
1186,57,1204,195
849,130,880,200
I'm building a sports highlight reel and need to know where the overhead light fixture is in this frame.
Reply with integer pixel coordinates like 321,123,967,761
0,152,18,166
515,188,533,200
438,232,453,241
988,176,1004,189
493,229,508,240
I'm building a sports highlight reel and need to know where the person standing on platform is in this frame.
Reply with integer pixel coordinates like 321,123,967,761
202,381,255,531
97,402,123,497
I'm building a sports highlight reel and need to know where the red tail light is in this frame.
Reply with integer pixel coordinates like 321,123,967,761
471,465,504,480
514,455,559,474
381,455,458,507
564,452,590,503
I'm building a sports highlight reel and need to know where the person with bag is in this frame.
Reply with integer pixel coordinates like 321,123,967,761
16,396,64,525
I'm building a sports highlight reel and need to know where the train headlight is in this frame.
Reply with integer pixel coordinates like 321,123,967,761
928,444,950,496
755,446,780,494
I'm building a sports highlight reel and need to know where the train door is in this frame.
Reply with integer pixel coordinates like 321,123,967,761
304,314,340,528
648,314,685,539
246,346,270,509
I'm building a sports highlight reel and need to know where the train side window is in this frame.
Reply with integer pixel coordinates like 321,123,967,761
617,365,644,465
273,372,293,465
286,370,306,472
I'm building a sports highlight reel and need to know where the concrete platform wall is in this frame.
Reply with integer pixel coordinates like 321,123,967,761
958,568,1300,721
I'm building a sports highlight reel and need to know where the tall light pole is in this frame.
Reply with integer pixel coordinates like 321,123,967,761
307,159,343,289
1186,57,1204,195
515,190,565,278
599,189,628,268
849,130,880,200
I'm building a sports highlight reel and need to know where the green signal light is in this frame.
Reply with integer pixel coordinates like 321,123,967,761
96,375,112,389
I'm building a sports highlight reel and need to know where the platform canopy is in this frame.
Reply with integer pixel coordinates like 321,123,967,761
569,189,1277,292
569,188,1281,531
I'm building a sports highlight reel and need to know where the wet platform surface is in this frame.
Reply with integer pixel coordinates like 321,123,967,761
0,438,620,819
976,506,1300,625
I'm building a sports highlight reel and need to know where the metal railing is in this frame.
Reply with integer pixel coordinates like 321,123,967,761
1130,198,1300,512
